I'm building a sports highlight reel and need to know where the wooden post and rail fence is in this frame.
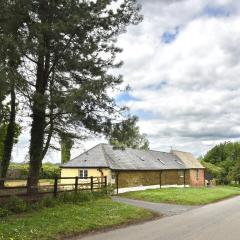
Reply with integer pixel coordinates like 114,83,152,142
0,176,107,199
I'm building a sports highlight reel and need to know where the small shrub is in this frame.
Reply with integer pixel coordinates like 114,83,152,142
29,201,44,211
5,196,27,213
106,184,116,195
0,207,10,218
59,192,94,204
92,191,105,199
40,196,58,208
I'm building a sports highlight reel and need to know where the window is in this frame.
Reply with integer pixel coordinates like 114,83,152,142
196,169,199,181
178,170,184,178
79,169,88,179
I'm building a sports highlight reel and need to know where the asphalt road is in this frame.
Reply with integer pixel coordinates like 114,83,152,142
79,196,240,240
112,196,197,216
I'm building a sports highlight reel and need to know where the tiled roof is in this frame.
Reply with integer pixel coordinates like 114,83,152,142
61,144,204,170
170,150,204,169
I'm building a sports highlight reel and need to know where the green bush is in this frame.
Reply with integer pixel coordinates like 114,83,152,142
5,196,27,213
92,190,106,199
8,163,61,179
40,164,61,178
59,191,94,204
106,183,116,195
40,196,58,208
0,207,10,217
29,201,44,211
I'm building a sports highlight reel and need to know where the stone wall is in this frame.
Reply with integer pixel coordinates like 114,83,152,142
117,170,191,188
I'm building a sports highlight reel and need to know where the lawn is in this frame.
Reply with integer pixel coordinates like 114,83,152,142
120,186,240,205
0,199,153,240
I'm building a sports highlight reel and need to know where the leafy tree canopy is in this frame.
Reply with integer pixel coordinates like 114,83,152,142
202,141,240,183
108,116,149,150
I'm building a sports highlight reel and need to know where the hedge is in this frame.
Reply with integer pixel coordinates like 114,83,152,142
8,163,60,179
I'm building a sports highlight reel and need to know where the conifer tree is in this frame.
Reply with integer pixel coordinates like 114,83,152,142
2,0,142,191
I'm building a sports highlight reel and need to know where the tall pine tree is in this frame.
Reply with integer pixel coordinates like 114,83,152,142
4,0,142,192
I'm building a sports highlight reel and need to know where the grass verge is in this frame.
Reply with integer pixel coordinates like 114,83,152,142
120,186,240,205
0,199,154,240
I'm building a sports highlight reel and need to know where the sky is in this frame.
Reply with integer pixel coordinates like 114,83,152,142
12,0,240,163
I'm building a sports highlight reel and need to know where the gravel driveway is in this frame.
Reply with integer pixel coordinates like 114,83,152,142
112,196,197,216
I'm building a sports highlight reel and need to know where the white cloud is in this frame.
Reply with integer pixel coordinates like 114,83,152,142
114,0,240,156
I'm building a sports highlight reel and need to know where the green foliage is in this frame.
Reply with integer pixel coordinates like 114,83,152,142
0,123,21,162
0,124,7,161
60,134,74,164
5,196,27,213
0,208,9,218
8,163,60,178
109,116,150,150
203,141,240,184
200,160,223,178
59,192,95,204
1,191,107,216
58,190,109,204
38,196,58,208
100,183,116,196
40,163,61,178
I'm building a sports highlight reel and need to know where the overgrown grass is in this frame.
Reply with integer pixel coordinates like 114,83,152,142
120,186,240,205
0,199,153,240
0,191,107,216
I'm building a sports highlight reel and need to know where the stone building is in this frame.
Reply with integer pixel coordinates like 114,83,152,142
60,143,205,190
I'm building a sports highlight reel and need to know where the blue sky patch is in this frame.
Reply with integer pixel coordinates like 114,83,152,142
115,92,139,102
161,27,179,44
203,6,230,17
133,109,159,120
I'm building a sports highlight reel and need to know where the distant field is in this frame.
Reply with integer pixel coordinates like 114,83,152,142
120,186,240,205
5,180,53,187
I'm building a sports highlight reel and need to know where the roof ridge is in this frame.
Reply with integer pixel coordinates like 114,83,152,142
171,149,192,154
130,148,171,154
95,143,173,155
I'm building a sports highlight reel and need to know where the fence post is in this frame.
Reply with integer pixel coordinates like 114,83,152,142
54,176,58,197
75,176,78,193
159,171,162,189
91,176,93,192
27,177,30,195
104,176,107,188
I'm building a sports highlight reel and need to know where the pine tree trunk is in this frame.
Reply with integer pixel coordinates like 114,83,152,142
28,103,46,193
28,28,50,193
0,76,16,188
28,53,48,193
